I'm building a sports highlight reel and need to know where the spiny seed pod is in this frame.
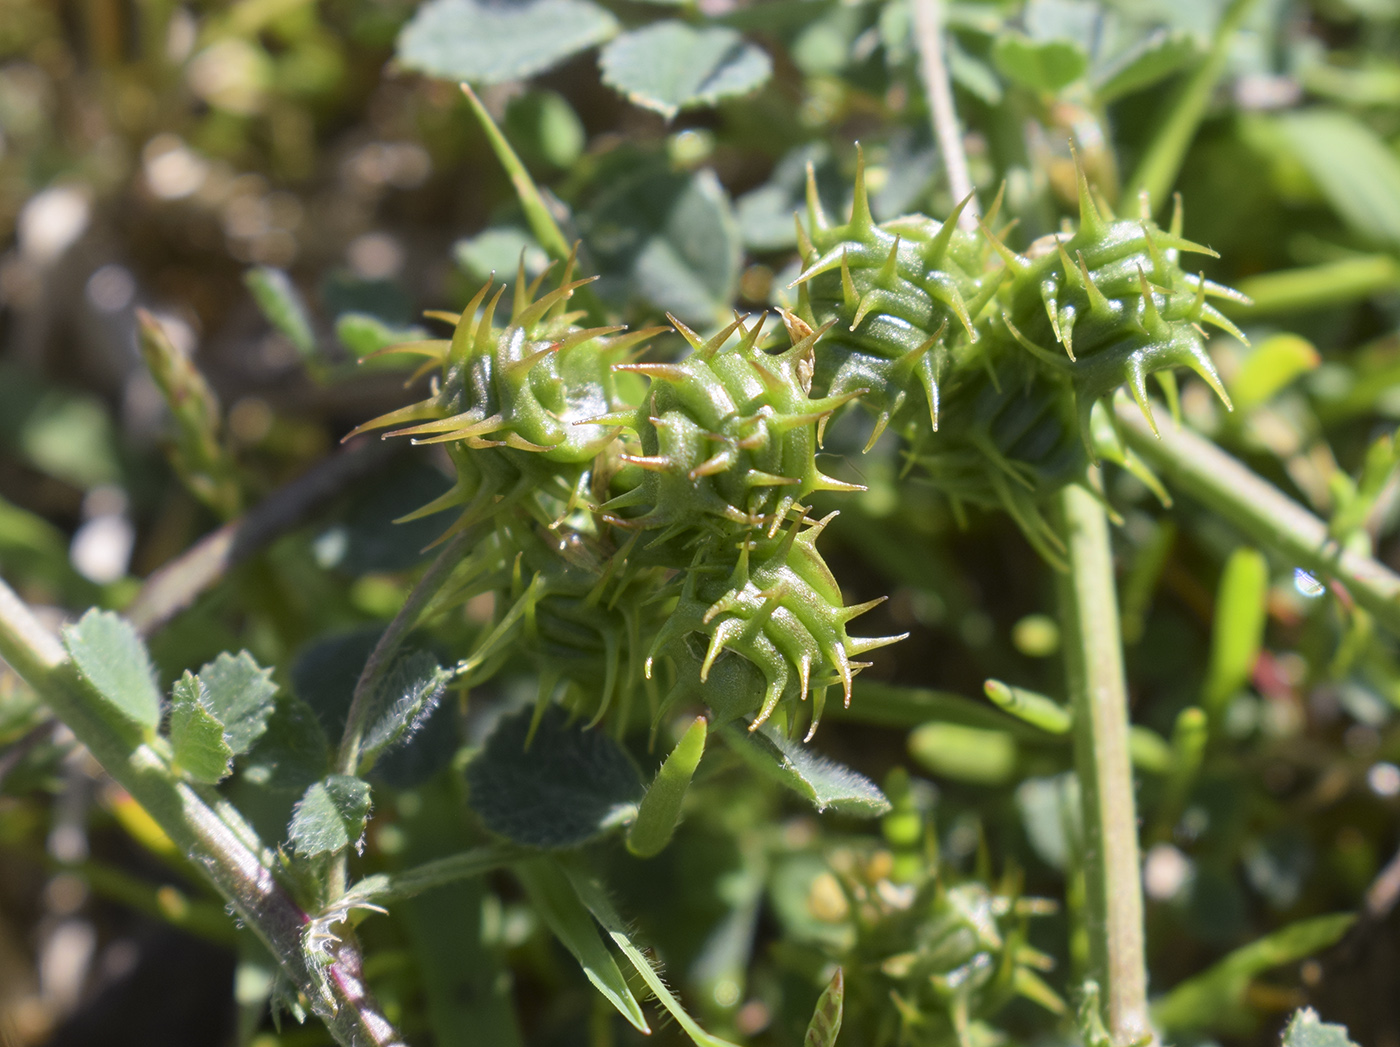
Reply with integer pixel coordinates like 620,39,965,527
646,510,904,737
792,148,1000,445
439,519,669,734
345,254,655,534
985,163,1249,449
598,311,864,540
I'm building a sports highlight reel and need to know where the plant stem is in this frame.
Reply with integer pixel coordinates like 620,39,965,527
127,437,397,636
1125,0,1258,206
0,578,405,1047
1054,482,1152,1046
1116,403,1400,635
336,528,474,780
911,0,979,231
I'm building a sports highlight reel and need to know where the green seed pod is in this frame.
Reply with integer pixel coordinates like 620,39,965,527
646,512,904,736
793,148,1000,444
600,311,863,540
987,164,1249,448
346,255,653,535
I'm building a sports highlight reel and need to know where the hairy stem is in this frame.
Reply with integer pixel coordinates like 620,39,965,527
0,578,405,1047
1125,0,1258,206
1055,482,1152,1046
912,0,978,231
1116,403,1400,635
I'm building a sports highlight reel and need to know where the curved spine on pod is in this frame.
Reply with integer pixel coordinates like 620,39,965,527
599,311,865,541
644,509,905,739
985,162,1250,453
792,146,1001,446
343,251,656,535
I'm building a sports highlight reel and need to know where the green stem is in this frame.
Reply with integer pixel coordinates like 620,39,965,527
1125,0,1259,205
0,578,405,1047
911,0,979,231
1116,404,1400,635
1054,482,1152,1046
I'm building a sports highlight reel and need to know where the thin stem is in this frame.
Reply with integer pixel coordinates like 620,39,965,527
1055,482,1152,1046
912,0,979,231
336,528,474,779
127,438,397,636
0,577,405,1047
1116,403,1400,635
340,843,527,910
1125,0,1259,205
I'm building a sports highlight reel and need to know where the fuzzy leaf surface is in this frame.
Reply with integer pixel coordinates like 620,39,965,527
62,609,162,730
466,706,641,848
198,651,278,755
397,0,618,85
724,725,890,817
514,858,649,1032
599,22,771,119
170,672,233,783
582,163,740,326
361,651,451,766
244,268,315,359
1281,1009,1360,1047
288,774,373,857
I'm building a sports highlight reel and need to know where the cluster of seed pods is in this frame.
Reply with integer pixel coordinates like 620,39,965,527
355,152,1246,736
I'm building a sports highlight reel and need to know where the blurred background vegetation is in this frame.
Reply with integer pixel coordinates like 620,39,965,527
2,0,1400,1045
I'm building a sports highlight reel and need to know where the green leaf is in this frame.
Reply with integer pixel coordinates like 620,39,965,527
992,32,1088,93
561,858,743,1047
397,0,618,86
909,722,1019,785
1278,110,1400,249
804,968,844,1047
466,706,642,848
513,858,649,1033
1229,333,1320,412
288,774,373,857
1152,914,1354,1034
335,313,429,361
1202,547,1269,719
169,672,233,784
360,651,450,766
244,267,316,359
582,162,740,327
599,22,771,120
723,724,890,817
626,716,706,858
62,609,162,730
1281,1009,1361,1047
198,651,278,755
1092,29,1199,103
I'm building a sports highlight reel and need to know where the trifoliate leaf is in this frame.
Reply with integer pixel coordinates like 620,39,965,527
397,0,619,85
992,32,1088,93
1092,29,1198,103
466,706,641,848
599,22,771,120
723,724,890,817
1281,1009,1360,1047
361,651,451,765
582,162,740,327
244,267,315,359
198,651,278,755
62,609,162,730
170,672,233,784
288,775,373,857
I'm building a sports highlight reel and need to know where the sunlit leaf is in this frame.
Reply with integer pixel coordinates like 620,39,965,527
62,610,162,730
170,672,233,784
288,774,373,857
599,22,771,120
